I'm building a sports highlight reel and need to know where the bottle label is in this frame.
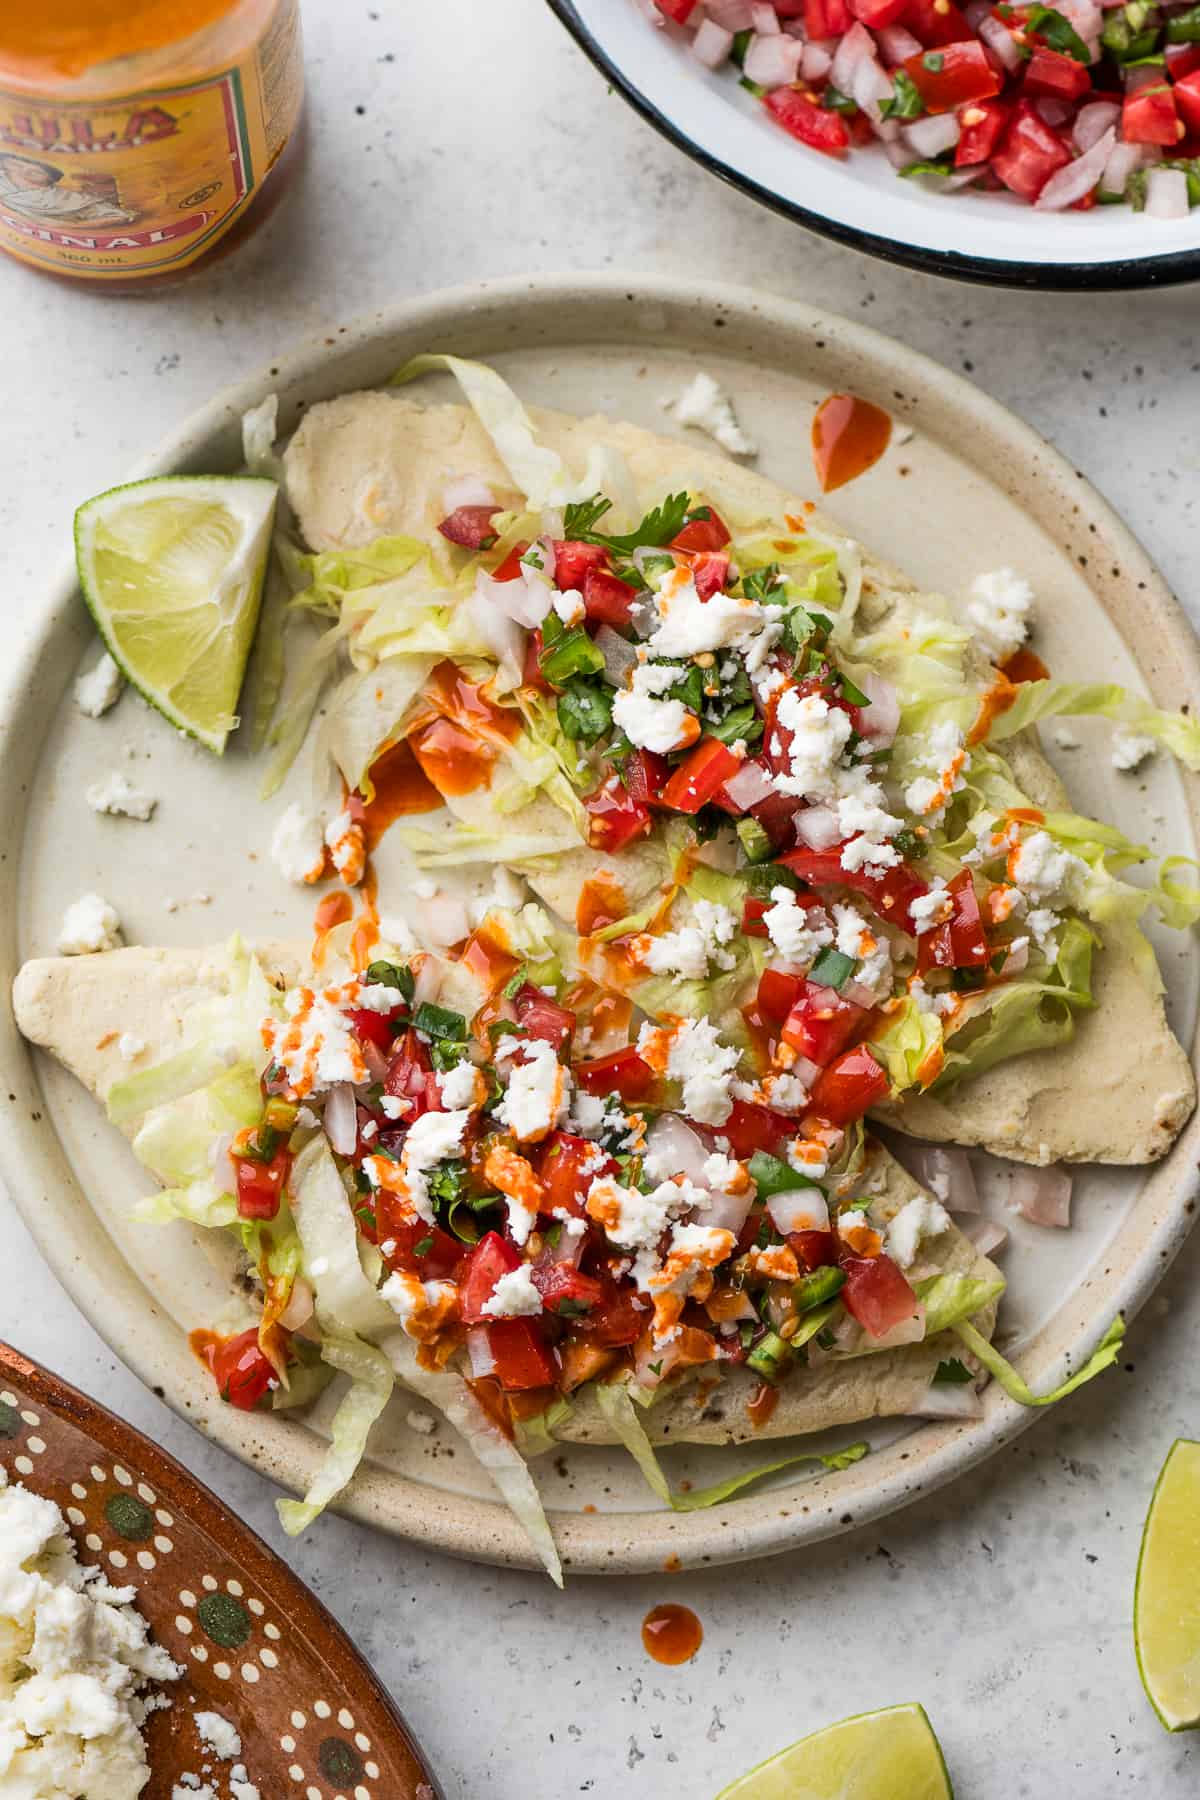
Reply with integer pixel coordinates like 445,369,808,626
0,0,302,280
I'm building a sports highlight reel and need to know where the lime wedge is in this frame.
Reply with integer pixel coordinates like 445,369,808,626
715,1702,952,1799
1135,1438,1200,1731
75,474,277,753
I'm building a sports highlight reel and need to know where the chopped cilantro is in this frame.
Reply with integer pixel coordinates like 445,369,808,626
934,1357,975,1384
413,1001,466,1041
1025,2,1091,60
558,678,613,743
502,967,528,1000
881,69,925,119
742,562,783,603
365,959,415,1000
561,490,694,555
413,1234,434,1258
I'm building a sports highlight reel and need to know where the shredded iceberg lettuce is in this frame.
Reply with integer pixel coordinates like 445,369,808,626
869,1000,945,1094
391,353,573,511
277,1332,394,1536
594,1381,867,1511
915,1272,1006,1338
980,680,1200,769
935,917,1095,1089
514,1397,573,1458
290,1138,396,1339
952,1314,1125,1407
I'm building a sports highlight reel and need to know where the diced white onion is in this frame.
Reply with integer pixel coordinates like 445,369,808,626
594,624,638,686
1073,99,1120,152
702,1187,756,1235
877,22,923,62
801,41,834,78
889,1140,979,1212
767,1187,831,1234
412,954,443,1007
722,759,776,809
1010,1164,1073,1228
751,1,781,31
1145,167,1190,219
788,1054,822,1090
866,1302,928,1350
467,1327,496,1379
1035,96,1075,128
692,18,736,65
962,1216,1009,1256
705,0,756,23
465,585,525,678
645,1113,712,1184
911,1381,984,1419
830,21,876,95
323,1083,358,1156
1124,59,1161,89
851,670,900,745
1100,138,1144,196
852,53,897,125
978,14,1022,70
744,29,804,82
793,802,843,850
415,893,472,949
1035,128,1114,211
210,1132,237,1197
842,977,881,1009
473,565,551,630
903,111,962,157
441,475,496,512
884,137,920,170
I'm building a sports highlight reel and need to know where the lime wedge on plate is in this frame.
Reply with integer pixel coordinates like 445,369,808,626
75,474,277,753
715,1701,952,1799
1135,1438,1200,1730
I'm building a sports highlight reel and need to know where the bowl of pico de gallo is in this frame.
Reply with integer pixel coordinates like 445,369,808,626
547,0,1200,286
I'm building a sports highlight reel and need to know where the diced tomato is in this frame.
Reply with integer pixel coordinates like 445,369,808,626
348,1006,400,1052
660,735,742,813
750,786,801,853
780,844,930,932
570,1281,651,1346
691,551,731,601
438,505,498,549
807,1044,890,1125
623,747,669,808
235,1147,291,1221
512,982,576,1052
539,1131,617,1219
849,0,909,28
552,539,609,592
583,566,638,631
669,507,731,553
586,776,652,853
460,1231,522,1325
204,1328,279,1410
383,1027,443,1120
1171,68,1200,133
788,1228,838,1271
764,86,850,157
491,541,528,582
781,981,868,1067
804,0,853,35
741,896,770,939
531,1262,606,1316
839,1253,918,1338
990,100,1072,200
1023,45,1090,101
757,966,806,1023
522,627,553,694
955,96,1011,164
902,0,975,45
575,1046,657,1102
903,41,1001,112
1123,83,1180,145
377,1212,464,1280
654,0,697,17
917,868,990,973
488,1317,561,1390
718,1099,794,1160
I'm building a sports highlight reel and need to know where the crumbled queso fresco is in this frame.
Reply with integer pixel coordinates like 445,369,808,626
0,1467,181,1799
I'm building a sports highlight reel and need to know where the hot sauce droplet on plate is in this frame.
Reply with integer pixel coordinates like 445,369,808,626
642,1602,703,1665
811,394,892,493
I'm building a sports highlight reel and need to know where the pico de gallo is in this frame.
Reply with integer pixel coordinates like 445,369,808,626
646,0,1200,216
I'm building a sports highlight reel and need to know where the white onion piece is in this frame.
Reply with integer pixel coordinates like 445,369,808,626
278,1277,315,1332
793,802,842,849
702,1187,757,1236
415,893,472,949
941,166,985,190
889,1141,979,1212
361,1040,390,1084
877,22,923,62
1011,1164,1073,1228
467,1327,497,1379
801,40,834,78
1145,167,1190,219
830,21,876,95
1059,0,1103,38
1124,58,1161,88
645,1113,712,1185
705,0,756,24
594,623,638,686
210,1132,237,1197
788,1054,822,1091
962,1216,1009,1256
842,977,881,1009
1035,97,1075,128
465,585,525,677
1100,139,1145,197
883,137,920,170
911,1381,984,1420
1036,128,1114,211
751,1,781,31
473,566,550,630
977,14,1022,69
693,18,735,64
903,111,961,157
723,759,776,809
851,669,900,745
1000,939,1029,975
852,53,896,125
865,1302,927,1350
412,954,444,1007
441,474,495,512
323,1082,359,1156
1073,98,1120,151
535,535,558,583
744,29,804,82
544,1225,586,1268
767,1187,831,1235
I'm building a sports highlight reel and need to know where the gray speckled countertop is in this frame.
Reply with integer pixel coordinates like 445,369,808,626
2,1,1199,1794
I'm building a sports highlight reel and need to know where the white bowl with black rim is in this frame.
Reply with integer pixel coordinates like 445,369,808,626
547,0,1200,289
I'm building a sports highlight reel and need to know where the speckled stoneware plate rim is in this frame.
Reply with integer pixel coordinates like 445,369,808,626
0,1339,441,1798
1,273,1198,1578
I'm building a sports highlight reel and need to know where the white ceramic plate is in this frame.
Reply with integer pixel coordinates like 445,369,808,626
547,0,1200,289
2,273,1198,1577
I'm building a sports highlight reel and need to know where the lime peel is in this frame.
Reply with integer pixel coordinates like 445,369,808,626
1135,1438,1200,1732
714,1700,953,1800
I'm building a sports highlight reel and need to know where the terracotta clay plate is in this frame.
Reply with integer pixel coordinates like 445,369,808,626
1,274,1198,1578
0,1341,439,1800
